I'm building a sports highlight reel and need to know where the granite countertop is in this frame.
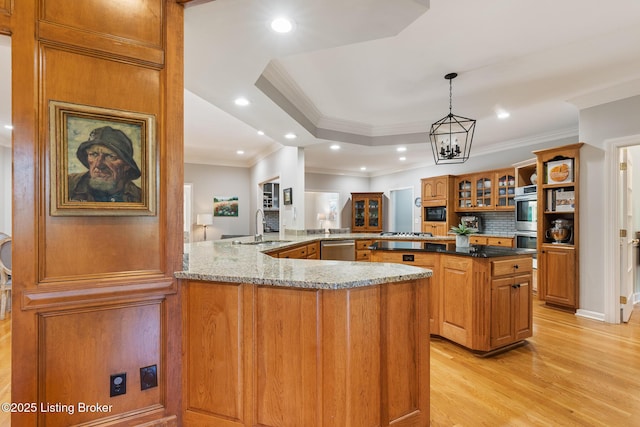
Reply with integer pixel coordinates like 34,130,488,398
175,233,446,290
370,241,536,258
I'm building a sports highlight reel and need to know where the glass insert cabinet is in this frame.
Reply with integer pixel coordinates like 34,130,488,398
351,192,384,232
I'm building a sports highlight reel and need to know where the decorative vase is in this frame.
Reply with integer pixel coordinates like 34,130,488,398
456,234,470,248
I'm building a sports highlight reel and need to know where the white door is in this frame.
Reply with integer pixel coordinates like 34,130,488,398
620,148,635,322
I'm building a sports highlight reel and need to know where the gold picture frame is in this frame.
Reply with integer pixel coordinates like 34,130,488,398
49,101,156,216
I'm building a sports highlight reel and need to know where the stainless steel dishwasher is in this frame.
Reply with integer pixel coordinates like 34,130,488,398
320,240,356,261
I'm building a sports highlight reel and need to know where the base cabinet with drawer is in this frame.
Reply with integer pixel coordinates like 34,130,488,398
371,248,533,353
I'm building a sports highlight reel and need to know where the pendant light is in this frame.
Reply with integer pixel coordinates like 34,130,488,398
429,72,476,164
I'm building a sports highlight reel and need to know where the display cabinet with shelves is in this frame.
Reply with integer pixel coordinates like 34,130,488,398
495,168,516,210
455,173,494,211
351,192,383,232
534,143,583,311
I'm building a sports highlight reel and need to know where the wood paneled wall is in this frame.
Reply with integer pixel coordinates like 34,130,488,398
8,1,185,425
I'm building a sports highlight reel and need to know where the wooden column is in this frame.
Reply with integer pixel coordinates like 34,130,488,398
10,1,184,425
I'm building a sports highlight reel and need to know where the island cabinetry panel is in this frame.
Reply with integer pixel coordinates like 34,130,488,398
370,248,533,353
440,256,475,346
490,257,533,348
370,251,439,335
182,279,430,426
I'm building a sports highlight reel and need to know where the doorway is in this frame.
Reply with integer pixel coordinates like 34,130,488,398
390,187,413,233
606,136,640,323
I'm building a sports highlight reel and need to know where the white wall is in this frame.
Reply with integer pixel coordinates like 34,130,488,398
0,145,10,235
579,94,640,317
251,146,305,233
630,146,640,232
184,163,251,241
305,172,369,231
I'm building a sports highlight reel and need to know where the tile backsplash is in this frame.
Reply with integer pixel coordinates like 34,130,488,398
476,211,516,235
264,210,279,232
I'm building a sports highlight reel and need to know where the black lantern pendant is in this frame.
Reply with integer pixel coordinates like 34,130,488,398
429,72,475,164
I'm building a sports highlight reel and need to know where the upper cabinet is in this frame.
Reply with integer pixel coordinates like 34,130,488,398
351,192,383,233
453,168,516,212
422,175,451,206
495,168,516,210
455,172,494,211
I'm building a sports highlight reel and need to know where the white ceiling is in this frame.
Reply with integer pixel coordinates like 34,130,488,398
2,1,640,178
184,0,640,176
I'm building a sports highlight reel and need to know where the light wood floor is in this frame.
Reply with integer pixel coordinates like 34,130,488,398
0,316,10,427
0,303,638,426
431,300,640,426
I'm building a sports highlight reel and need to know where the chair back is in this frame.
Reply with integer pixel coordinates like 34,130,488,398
0,237,11,274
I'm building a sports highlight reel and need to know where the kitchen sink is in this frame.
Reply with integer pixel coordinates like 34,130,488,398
238,239,292,245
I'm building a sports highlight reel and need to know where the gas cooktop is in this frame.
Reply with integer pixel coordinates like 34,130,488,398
379,232,433,237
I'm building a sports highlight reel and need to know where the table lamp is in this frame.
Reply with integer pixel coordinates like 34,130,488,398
197,213,214,240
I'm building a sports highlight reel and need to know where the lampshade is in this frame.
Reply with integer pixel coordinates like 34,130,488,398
196,213,213,226
429,73,475,165
316,213,327,221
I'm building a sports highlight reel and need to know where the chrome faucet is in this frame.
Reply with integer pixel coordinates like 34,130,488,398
255,209,265,242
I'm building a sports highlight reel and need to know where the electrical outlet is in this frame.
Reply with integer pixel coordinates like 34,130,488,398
110,373,126,397
140,365,158,390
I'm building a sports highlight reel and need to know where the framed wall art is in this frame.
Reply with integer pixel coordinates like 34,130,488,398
283,187,292,205
49,101,157,216
213,196,239,217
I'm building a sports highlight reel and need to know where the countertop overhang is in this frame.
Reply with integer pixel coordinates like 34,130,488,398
370,240,537,258
176,232,441,289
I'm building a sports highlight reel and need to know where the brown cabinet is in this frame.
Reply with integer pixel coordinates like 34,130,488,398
534,143,583,311
355,239,374,261
183,278,430,426
469,235,514,248
370,248,533,353
455,173,495,211
495,168,516,210
422,175,451,206
539,245,576,307
370,250,440,335
351,192,383,232
423,222,449,237
490,257,533,348
421,175,455,236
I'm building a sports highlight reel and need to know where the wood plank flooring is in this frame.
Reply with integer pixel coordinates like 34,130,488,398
431,300,640,426
0,302,638,426
0,316,10,427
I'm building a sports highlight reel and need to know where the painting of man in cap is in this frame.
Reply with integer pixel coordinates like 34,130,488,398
68,126,142,202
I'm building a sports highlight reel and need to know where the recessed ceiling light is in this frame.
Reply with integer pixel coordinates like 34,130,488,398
396,147,407,152
237,150,245,155
360,167,367,171
234,97,250,106
497,110,510,119
399,156,406,161
330,144,341,150
257,130,265,136
284,132,297,139
270,17,294,33
4,124,12,130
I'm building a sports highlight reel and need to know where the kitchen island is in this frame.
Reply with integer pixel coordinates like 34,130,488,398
176,234,434,427
369,241,536,354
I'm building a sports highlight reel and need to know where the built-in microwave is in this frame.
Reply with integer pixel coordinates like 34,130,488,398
424,206,446,222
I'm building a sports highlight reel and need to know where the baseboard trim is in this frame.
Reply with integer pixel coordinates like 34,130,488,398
576,309,605,322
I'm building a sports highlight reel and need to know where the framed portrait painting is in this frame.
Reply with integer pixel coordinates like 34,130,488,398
49,101,157,216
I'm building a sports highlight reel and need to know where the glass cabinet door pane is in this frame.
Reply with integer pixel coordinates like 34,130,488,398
368,199,379,227
354,200,365,226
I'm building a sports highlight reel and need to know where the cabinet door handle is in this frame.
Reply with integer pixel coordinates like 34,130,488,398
514,264,519,269
512,284,521,289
